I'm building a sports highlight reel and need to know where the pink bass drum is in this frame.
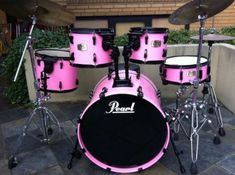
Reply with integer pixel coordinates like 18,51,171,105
160,56,210,85
35,49,79,92
128,27,168,64
77,65,170,173
69,28,114,68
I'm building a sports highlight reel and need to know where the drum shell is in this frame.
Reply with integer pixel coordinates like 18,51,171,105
77,70,169,173
69,28,114,67
160,56,209,85
129,28,168,64
35,49,79,92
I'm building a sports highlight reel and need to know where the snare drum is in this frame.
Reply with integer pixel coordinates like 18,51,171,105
160,56,210,85
69,28,114,68
77,69,169,173
35,49,79,92
128,27,168,64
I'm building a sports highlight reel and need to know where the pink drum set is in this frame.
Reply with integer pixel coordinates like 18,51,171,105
8,0,234,174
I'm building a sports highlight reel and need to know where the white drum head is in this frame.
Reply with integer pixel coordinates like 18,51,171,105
35,48,70,57
165,56,207,66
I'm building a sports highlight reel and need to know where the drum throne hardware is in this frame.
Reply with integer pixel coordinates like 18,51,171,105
6,3,78,168
168,0,234,174
68,43,186,173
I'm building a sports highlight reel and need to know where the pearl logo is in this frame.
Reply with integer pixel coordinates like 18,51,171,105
105,101,135,114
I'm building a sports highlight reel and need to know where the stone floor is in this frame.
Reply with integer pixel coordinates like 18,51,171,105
0,97,235,175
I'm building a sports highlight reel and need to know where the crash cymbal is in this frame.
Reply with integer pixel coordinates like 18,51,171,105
0,0,75,26
191,33,235,41
169,0,234,25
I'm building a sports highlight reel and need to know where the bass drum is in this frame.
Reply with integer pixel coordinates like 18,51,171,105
77,67,170,173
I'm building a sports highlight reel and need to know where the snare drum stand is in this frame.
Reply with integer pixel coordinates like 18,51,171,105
202,40,225,136
8,16,74,169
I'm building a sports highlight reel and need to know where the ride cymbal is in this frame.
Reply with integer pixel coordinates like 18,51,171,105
169,0,234,25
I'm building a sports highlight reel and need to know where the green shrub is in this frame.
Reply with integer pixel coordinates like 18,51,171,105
1,28,69,104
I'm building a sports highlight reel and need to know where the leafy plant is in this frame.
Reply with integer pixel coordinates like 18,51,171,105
1,28,69,104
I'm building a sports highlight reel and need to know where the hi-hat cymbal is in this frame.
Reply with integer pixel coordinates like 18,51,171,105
0,0,75,26
169,0,234,25
191,33,235,41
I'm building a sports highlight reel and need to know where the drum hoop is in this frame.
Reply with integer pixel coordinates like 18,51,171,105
164,55,208,69
70,28,114,35
35,48,71,61
129,27,169,34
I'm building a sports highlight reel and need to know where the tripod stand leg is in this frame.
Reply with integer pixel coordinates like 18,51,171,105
67,137,82,169
190,105,199,174
8,108,38,169
44,107,74,146
170,131,185,173
208,84,225,136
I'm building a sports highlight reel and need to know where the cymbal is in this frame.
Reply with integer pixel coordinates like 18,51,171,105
191,33,235,41
169,0,234,25
0,0,75,26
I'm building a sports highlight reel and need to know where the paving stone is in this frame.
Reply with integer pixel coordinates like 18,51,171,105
0,107,29,124
217,154,235,174
198,132,235,164
124,163,176,175
5,131,45,155
160,141,212,174
199,165,232,175
50,138,75,166
36,165,65,175
11,146,58,175
1,118,37,138
0,159,11,175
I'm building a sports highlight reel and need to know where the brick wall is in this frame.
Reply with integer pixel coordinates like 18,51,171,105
51,0,235,30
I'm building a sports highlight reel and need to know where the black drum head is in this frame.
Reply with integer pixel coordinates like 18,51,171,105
79,94,168,168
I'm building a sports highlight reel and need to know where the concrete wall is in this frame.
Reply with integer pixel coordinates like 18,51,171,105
24,44,235,113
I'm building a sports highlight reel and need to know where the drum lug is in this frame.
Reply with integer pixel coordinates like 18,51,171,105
92,35,96,45
207,65,211,75
70,52,75,61
99,87,108,99
144,49,148,60
60,62,63,69
164,35,168,44
162,49,167,57
37,59,41,66
76,79,79,86
89,89,94,99
145,35,149,45
137,86,144,98
136,70,140,79
59,81,62,90
156,89,161,98
138,168,143,173
93,53,97,64
106,168,111,172
180,70,183,81
69,36,74,44
199,70,203,79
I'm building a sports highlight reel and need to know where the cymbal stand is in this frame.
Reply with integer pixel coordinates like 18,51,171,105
8,16,74,169
202,40,225,136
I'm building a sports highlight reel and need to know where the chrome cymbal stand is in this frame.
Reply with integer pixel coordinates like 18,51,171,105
8,16,74,169
202,39,225,136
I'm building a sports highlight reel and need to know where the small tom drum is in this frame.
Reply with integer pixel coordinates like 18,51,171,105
128,27,168,64
69,28,114,68
160,56,210,85
35,49,79,93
